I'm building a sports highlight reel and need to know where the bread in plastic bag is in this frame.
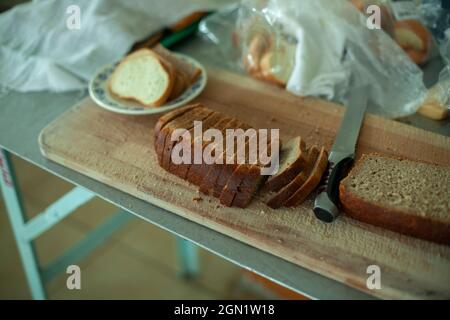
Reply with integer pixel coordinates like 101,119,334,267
199,0,428,118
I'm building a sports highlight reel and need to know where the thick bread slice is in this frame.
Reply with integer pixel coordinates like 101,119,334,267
161,107,213,170
260,43,296,87
153,44,201,84
185,116,234,186
339,154,450,245
220,131,274,207
266,146,320,209
109,49,173,107
263,136,307,192
154,104,201,143
198,118,242,195
169,70,187,101
232,140,278,208
171,112,225,179
155,104,203,164
284,147,328,207
212,123,253,198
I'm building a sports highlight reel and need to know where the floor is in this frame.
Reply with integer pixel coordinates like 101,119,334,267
0,155,273,299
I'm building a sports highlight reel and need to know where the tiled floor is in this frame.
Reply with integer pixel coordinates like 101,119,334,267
0,155,245,299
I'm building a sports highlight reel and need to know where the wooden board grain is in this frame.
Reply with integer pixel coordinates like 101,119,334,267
39,67,450,299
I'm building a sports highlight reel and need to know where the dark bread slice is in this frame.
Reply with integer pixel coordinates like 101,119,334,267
266,146,320,209
156,106,209,168
154,104,202,164
161,107,214,170
171,112,225,179
198,120,249,196
339,153,450,245
232,139,278,208
212,123,253,198
221,132,274,207
185,116,234,185
284,146,328,207
263,136,307,192
198,118,242,195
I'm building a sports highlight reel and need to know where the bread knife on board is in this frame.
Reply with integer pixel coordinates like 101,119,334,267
313,86,369,223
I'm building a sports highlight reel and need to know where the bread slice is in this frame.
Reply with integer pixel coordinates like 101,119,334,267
171,112,225,179
339,154,450,245
266,146,320,209
154,104,201,142
154,104,202,164
168,70,187,101
221,133,275,208
153,44,201,84
260,42,296,87
232,140,279,208
198,118,242,195
212,123,253,198
154,103,203,162
185,116,234,186
160,107,213,170
263,136,307,192
284,146,328,207
109,49,173,107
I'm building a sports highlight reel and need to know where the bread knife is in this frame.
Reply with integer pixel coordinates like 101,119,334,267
313,86,369,223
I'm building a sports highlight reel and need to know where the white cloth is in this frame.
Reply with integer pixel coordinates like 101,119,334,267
0,0,229,92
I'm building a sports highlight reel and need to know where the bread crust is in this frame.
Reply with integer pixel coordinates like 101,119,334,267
154,105,202,165
172,112,224,180
284,146,328,207
198,119,241,195
161,108,213,170
154,104,202,141
266,146,319,209
185,116,233,186
340,183,450,245
263,136,306,192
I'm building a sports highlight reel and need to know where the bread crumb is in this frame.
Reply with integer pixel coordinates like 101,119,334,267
193,196,203,202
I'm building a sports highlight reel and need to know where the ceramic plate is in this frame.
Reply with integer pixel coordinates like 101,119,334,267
89,53,207,115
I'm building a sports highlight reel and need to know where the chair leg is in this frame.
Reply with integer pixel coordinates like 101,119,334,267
0,149,46,299
176,237,199,278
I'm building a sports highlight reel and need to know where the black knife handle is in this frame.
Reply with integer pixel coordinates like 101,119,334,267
313,156,353,222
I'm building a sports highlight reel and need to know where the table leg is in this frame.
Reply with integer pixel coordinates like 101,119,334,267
0,149,46,299
176,237,199,278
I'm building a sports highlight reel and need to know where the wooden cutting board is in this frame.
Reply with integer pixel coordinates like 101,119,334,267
39,67,450,299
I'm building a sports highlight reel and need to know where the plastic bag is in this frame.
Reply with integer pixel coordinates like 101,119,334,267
199,0,428,118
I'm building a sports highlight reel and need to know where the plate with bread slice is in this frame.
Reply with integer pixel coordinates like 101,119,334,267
89,45,207,115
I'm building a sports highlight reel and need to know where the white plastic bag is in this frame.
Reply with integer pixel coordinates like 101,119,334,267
200,0,429,118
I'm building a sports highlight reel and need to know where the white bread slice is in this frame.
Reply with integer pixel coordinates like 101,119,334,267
260,41,296,87
109,49,173,107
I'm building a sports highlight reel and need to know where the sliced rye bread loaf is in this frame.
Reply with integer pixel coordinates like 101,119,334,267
284,146,328,207
185,116,234,185
109,49,174,107
198,118,242,195
170,112,225,179
266,146,320,209
339,154,450,245
154,104,202,165
160,107,214,170
263,136,307,192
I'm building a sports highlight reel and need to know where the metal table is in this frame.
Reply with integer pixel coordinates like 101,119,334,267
0,36,447,300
